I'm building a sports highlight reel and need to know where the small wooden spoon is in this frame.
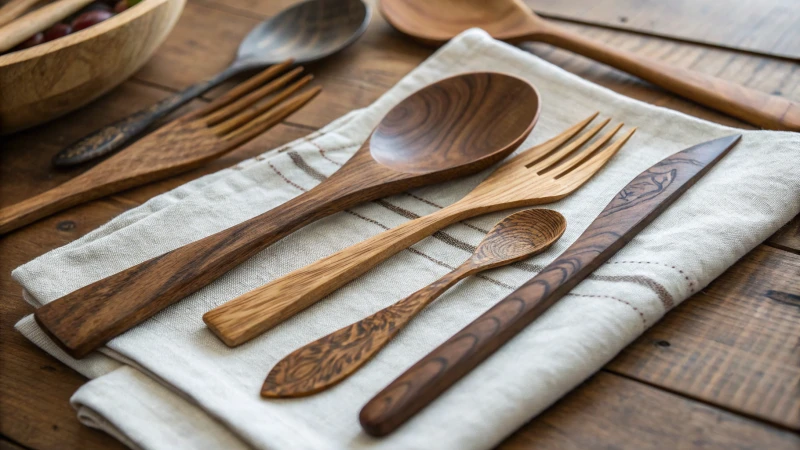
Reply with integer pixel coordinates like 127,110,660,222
34,72,541,359
380,0,800,131
261,209,565,398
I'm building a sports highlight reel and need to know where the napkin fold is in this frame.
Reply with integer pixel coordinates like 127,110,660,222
13,29,800,450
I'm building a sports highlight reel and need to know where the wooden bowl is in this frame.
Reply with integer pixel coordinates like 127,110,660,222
0,0,185,134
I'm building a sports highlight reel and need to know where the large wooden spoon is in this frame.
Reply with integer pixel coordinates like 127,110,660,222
380,0,800,131
34,72,541,359
262,209,565,398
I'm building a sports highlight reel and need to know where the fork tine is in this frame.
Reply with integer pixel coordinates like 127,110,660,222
530,117,611,173
520,112,598,165
212,74,314,136
549,122,623,178
188,59,294,120
555,127,636,185
205,67,305,126
222,86,322,146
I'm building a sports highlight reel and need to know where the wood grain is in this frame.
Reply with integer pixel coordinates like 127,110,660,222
262,209,565,397
0,62,320,234
359,134,741,436
34,72,540,358
528,0,800,60
0,0,185,133
203,115,632,347
1,0,799,448
607,245,800,430
0,0,43,27
380,0,800,131
499,372,800,450
50,0,370,165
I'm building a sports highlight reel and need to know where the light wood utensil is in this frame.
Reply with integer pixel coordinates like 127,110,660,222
204,113,636,347
33,72,542,358
262,209,566,398
380,0,800,131
0,0,93,52
0,0,43,27
51,0,370,166
0,61,320,234
359,134,742,436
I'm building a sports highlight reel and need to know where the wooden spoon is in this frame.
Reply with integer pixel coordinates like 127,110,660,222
262,209,565,398
34,72,542,359
51,0,371,166
379,0,800,131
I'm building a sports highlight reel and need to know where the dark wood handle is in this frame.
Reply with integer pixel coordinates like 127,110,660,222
51,66,240,167
33,178,357,358
536,25,800,131
359,246,591,436
360,135,741,436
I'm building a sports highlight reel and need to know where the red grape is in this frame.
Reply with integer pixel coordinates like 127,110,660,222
71,10,113,32
113,0,128,13
14,32,44,50
43,23,72,42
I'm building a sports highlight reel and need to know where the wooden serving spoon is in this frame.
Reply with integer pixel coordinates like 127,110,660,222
262,209,566,398
34,72,542,359
51,0,371,166
379,0,800,131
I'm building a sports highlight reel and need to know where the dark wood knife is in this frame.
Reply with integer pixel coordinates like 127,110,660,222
359,134,742,437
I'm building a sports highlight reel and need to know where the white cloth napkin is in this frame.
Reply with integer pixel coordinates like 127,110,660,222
13,29,800,450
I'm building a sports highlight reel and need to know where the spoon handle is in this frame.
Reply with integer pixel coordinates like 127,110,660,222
534,24,800,131
262,262,476,398
203,203,477,347
33,174,371,359
51,65,241,167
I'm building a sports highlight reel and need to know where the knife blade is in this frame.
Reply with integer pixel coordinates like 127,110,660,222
359,133,742,437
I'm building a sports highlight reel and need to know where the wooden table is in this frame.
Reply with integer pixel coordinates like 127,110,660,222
1,0,798,448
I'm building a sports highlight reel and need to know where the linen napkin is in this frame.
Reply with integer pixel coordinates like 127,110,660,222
14,28,800,450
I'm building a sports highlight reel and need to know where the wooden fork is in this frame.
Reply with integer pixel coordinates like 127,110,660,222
203,113,636,346
0,60,321,235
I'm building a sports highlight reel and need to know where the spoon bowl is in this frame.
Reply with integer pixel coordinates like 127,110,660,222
52,0,372,166
380,0,538,46
379,0,800,131
36,72,541,359
237,0,370,67
370,72,539,173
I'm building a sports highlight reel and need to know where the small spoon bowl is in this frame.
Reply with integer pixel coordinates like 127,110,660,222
369,72,540,173
237,0,371,67
261,209,567,398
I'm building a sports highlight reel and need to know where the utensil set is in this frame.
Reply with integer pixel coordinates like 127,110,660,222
5,0,751,438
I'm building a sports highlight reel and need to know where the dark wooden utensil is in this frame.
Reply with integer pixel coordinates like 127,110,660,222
34,72,542,359
0,61,320,235
262,209,566,398
359,133,742,436
380,0,800,131
204,113,635,347
51,0,370,166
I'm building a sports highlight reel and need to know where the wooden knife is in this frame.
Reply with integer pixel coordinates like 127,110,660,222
359,133,742,437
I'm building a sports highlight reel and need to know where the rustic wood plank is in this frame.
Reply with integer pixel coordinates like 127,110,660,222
769,214,800,254
527,0,800,60
0,0,798,448
498,372,800,450
606,245,800,430
0,200,132,450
